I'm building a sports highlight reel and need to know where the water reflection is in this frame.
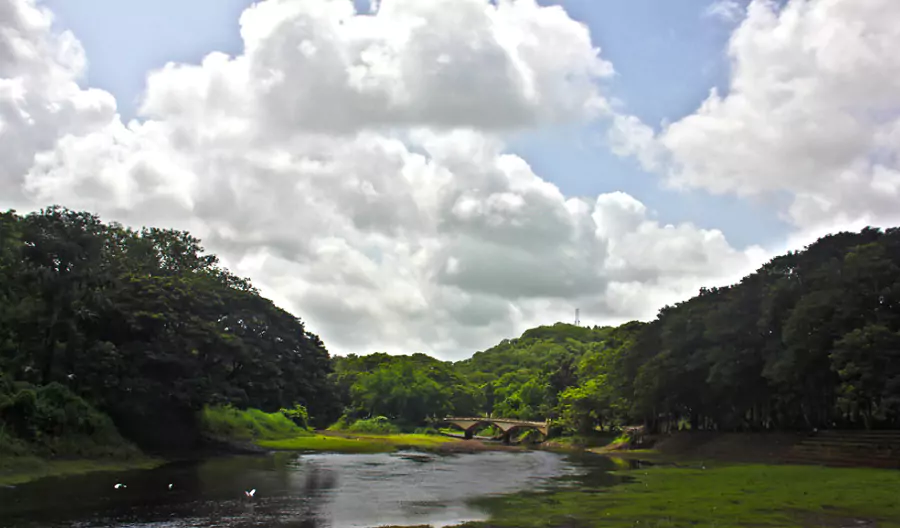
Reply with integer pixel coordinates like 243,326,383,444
0,450,588,528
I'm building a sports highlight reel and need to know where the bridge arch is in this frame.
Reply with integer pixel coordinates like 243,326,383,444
502,424,547,440
440,417,550,443
441,419,498,439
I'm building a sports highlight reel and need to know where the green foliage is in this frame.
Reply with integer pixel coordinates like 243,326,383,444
612,226,900,432
338,416,401,435
413,427,439,435
456,323,621,424
0,428,29,457
0,206,339,453
279,404,310,429
200,405,310,441
333,353,479,426
0,376,137,458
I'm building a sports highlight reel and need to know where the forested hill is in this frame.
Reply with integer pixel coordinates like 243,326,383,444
334,226,900,434
0,207,339,455
464,227,900,432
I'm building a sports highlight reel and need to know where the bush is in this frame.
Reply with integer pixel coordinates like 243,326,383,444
200,405,309,441
413,427,439,435
327,414,355,431
517,429,543,444
335,416,400,435
0,428,29,457
0,379,137,458
279,404,310,429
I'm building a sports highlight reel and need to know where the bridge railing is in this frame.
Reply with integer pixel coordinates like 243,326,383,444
442,416,549,426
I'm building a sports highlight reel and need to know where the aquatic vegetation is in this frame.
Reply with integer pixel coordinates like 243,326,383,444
463,463,900,528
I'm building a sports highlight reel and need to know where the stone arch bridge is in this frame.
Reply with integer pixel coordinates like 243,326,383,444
441,417,550,444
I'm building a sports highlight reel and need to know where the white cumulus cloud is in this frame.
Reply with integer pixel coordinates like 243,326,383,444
613,0,900,239
1,0,764,358
0,0,117,208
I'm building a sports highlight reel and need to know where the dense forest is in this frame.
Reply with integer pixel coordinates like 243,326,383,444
3,207,899,462
0,207,338,456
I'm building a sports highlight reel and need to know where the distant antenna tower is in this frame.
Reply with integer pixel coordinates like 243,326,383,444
574,308,580,326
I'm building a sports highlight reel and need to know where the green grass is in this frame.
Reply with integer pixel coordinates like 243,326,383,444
259,434,396,453
200,405,310,441
462,463,900,528
350,433,460,447
258,432,462,454
0,455,162,486
543,432,618,450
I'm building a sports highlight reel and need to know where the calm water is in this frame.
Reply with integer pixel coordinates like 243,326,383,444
0,450,616,528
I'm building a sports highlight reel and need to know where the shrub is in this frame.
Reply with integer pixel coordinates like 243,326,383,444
339,416,400,435
279,404,310,429
0,428,28,457
0,378,137,458
200,405,309,441
413,427,439,435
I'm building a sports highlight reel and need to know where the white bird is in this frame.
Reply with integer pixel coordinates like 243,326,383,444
67,373,75,380
114,483,126,489
244,489,256,498
168,483,174,490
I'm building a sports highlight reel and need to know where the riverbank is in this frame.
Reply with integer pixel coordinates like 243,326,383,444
258,431,521,454
0,455,163,487
583,431,803,466
0,425,513,486
460,461,900,528
0,431,464,486
583,430,900,471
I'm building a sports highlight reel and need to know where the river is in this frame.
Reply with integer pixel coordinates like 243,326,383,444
0,450,620,528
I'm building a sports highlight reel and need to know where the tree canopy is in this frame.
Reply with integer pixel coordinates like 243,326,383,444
0,207,338,453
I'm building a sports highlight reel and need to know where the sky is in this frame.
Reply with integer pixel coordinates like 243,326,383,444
3,0,899,360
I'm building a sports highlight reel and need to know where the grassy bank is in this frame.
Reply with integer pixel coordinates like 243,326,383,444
200,405,311,441
542,432,622,451
0,455,162,486
201,407,470,454
1,405,307,486
259,432,465,454
462,463,900,528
